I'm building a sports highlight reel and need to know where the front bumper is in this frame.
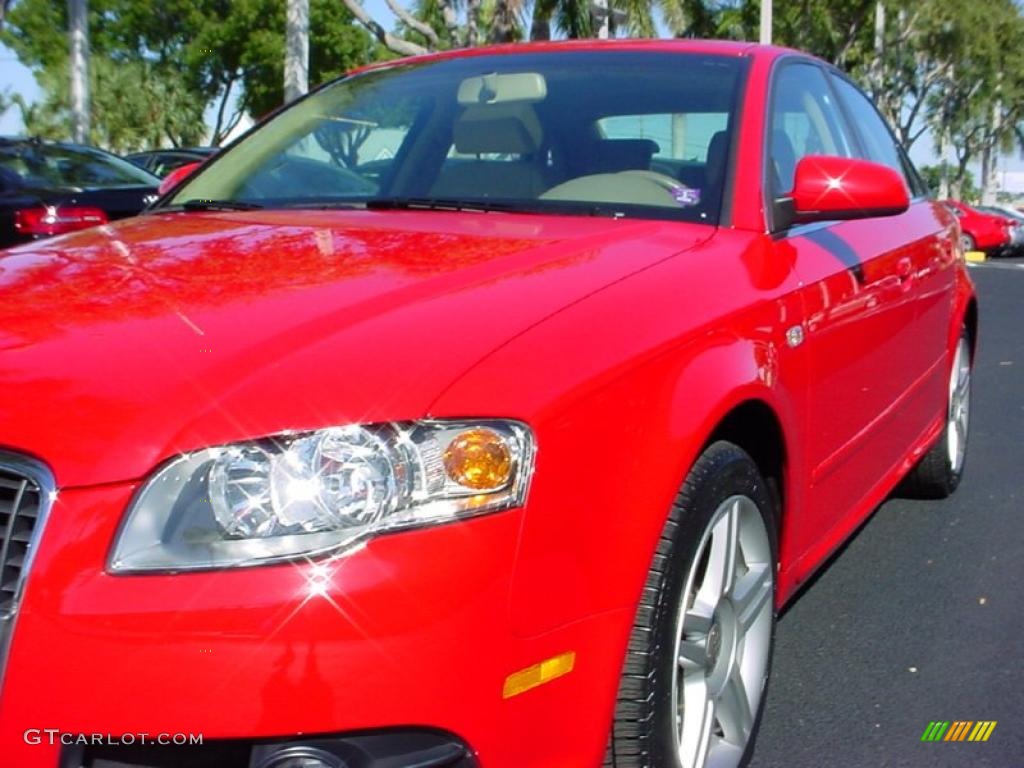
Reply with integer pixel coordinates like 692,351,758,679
0,484,627,768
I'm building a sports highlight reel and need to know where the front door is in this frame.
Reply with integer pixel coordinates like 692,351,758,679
766,61,929,566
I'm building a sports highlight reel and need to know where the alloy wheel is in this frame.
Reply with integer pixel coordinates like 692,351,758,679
947,336,971,474
671,495,774,768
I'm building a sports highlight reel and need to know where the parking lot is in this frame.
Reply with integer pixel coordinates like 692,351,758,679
752,260,1024,766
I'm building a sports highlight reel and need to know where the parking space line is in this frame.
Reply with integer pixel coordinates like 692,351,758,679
967,261,1024,271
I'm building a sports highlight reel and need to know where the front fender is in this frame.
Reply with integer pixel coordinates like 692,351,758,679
430,235,805,639
503,332,798,639
951,260,978,357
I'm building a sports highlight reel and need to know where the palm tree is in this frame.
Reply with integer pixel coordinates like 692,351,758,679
404,0,525,46
528,0,728,41
0,0,13,31
489,0,527,42
530,0,590,40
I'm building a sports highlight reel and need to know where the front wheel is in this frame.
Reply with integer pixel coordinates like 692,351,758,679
901,329,972,498
606,442,777,768
960,232,977,252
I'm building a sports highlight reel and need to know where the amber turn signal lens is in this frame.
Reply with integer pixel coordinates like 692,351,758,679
502,651,576,699
443,428,513,490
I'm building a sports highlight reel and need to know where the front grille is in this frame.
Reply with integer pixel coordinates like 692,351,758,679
0,469,42,617
0,452,54,693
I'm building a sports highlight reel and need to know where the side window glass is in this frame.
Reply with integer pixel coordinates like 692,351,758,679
768,63,854,195
898,147,928,198
830,75,906,178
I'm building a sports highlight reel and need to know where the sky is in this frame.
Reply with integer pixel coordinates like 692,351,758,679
3,1,1023,191
0,42,36,134
0,0,390,134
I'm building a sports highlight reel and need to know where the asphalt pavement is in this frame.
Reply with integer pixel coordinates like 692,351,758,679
750,259,1024,767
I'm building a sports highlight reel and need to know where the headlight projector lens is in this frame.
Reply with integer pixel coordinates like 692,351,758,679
110,419,534,572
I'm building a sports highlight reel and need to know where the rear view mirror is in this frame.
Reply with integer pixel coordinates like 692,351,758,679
457,72,547,106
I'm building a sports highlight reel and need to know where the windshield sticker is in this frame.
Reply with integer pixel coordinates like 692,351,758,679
672,187,701,207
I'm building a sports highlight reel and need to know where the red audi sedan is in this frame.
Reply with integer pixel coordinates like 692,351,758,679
943,199,1013,254
0,41,975,768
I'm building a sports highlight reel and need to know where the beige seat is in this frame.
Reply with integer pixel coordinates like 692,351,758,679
541,170,686,209
431,105,548,199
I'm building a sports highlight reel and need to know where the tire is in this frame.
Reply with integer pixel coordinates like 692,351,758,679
901,329,972,499
960,232,976,253
606,442,777,768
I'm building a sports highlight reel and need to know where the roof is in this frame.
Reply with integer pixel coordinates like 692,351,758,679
0,136,94,151
348,38,802,77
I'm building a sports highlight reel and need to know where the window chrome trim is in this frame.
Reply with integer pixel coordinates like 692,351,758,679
0,451,56,697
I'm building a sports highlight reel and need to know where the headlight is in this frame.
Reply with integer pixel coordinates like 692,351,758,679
109,419,534,572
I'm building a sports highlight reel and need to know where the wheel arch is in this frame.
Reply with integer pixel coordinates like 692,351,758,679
950,264,978,364
963,295,978,361
654,341,799,608
701,398,788,540
500,331,802,638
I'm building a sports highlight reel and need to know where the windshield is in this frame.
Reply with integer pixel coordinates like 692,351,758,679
0,142,159,191
166,51,745,224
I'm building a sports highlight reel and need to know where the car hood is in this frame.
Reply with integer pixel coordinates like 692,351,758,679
0,209,711,486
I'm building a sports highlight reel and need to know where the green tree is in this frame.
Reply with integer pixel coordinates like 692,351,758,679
2,0,373,148
2,0,214,146
528,0,716,41
18,58,206,152
345,0,527,53
771,0,878,69
850,1,958,149
919,163,977,201
913,0,1024,200
529,0,590,40
228,0,376,119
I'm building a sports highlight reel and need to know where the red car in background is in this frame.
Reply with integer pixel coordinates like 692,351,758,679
944,198,1013,253
0,41,976,768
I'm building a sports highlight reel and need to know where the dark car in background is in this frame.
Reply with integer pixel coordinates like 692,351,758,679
0,137,160,249
124,146,217,177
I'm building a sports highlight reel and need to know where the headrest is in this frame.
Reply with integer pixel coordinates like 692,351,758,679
590,139,660,173
706,131,728,168
453,106,542,155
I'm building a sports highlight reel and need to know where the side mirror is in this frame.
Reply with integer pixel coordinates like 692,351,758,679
158,161,202,196
783,155,910,227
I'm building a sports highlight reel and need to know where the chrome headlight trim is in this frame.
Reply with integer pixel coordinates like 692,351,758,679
108,419,535,573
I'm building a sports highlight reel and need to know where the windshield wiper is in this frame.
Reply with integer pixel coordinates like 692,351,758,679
280,200,368,210
181,199,264,212
366,196,630,218
366,197,524,214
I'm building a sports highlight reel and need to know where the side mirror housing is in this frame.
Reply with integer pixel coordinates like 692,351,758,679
781,155,910,228
158,161,202,196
